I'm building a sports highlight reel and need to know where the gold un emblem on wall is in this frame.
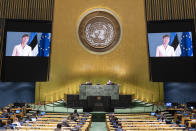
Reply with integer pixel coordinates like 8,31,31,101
77,8,122,54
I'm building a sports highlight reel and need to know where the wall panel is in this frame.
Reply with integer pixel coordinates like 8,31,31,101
35,0,163,104
0,0,53,20
145,0,196,31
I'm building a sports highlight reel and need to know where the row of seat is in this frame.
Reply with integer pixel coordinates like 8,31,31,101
167,107,196,128
16,113,92,131
0,106,33,126
106,113,185,131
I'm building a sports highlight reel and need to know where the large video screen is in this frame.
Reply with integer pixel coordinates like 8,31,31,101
6,32,51,57
1,19,52,82
147,20,196,82
148,32,193,57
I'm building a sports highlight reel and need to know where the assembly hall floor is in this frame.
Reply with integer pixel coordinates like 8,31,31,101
32,99,165,131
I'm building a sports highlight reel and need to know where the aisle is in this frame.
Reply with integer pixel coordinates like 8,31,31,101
90,122,107,131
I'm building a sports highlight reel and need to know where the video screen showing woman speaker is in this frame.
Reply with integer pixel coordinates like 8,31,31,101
5,32,51,57
148,32,193,57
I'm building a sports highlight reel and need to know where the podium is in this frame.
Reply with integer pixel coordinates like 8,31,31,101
66,84,131,112
79,84,118,112
79,84,119,100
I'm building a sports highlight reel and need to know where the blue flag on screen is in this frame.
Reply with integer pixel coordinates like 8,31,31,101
38,33,50,57
180,32,193,56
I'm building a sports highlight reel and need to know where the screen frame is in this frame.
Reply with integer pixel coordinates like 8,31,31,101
1,19,53,82
146,19,196,82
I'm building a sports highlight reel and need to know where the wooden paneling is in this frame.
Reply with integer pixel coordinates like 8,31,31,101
145,0,196,31
0,0,54,20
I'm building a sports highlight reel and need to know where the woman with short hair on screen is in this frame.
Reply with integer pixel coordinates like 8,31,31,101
156,35,175,57
12,34,32,56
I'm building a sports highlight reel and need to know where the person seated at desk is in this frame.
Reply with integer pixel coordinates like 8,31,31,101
61,118,70,127
109,113,118,123
0,120,5,130
183,106,189,112
107,80,113,85
112,120,121,128
182,109,191,116
85,81,92,85
12,118,21,129
24,116,31,123
4,119,12,129
115,123,123,131
191,113,196,119
71,126,79,131
109,114,120,128
8,110,14,115
159,112,166,122
1,110,8,118
82,112,89,117
16,116,24,126
178,104,185,109
68,113,78,122
155,109,160,114
73,109,79,117
32,112,38,119
6,108,11,114
36,110,41,116
175,117,181,126
54,123,62,131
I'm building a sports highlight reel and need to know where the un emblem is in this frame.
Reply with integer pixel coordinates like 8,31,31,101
77,9,122,54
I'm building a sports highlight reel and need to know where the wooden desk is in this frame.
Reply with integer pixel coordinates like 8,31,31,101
166,108,184,111
181,116,191,125
188,120,196,128
11,108,21,111
174,113,182,122
166,108,184,115
0,118,8,125
193,109,196,113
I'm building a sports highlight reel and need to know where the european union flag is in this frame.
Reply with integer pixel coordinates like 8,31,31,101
38,33,51,57
180,32,193,56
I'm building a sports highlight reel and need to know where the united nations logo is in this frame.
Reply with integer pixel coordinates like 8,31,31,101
77,9,122,54
85,21,114,48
